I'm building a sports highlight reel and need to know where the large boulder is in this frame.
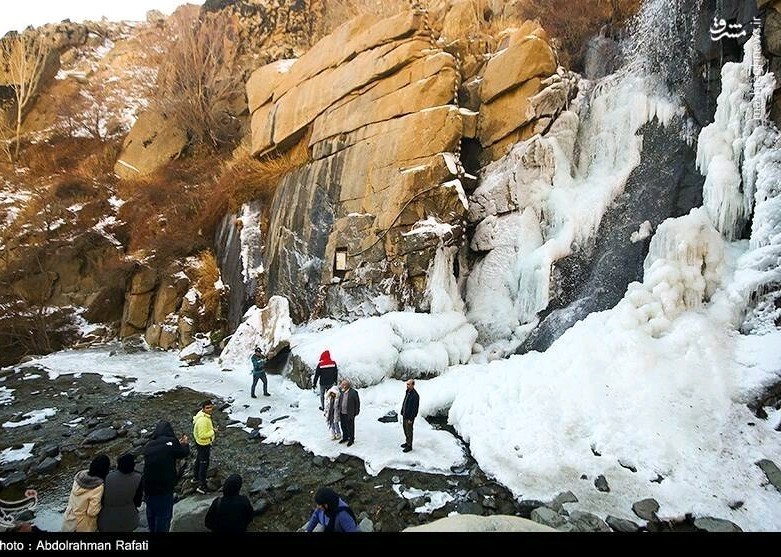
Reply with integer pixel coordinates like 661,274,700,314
114,110,188,179
170,496,213,532
404,514,557,532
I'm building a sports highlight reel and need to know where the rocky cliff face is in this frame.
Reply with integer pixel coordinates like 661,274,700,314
243,8,570,322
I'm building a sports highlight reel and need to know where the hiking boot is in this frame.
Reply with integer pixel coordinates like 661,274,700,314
346,440,354,447
403,447,412,453
251,394,257,399
400,443,408,448
263,392,271,396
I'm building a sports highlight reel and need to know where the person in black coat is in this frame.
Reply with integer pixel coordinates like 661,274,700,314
337,379,360,447
400,379,420,452
142,420,190,533
312,350,338,411
204,474,254,533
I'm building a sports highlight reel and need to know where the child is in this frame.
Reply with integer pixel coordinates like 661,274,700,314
324,385,341,440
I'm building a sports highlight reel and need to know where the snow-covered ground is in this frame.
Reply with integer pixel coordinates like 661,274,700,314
15,302,781,530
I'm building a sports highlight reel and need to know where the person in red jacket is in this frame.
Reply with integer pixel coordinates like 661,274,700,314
313,350,338,411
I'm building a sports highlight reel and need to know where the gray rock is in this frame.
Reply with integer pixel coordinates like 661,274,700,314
757,459,781,492
455,501,484,515
246,417,262,429
253,499,268,516
286,484,301,495
530,506,567,529
516,499,546,519
323,470,345,485
84,427,117,444
553,491,578,506
594,475,610,492
259,406,271,413
409,496,427,509
336,454,349,463
482,495,497,509
606,515,641,533
270,415,289,424
41,443,60,458
556,522,578,532
618,459,637,473
358,517,374,532
450,464,468,474
568,510,611,532
170,496,213,532
693,517,743,532
34,457,59,475
312,456,325,467
378,411,398,423
632,498,660,521
0,471,26,488
249,477,271,494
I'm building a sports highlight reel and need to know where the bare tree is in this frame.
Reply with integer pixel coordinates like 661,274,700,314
152,10,243,150
0,32,50,160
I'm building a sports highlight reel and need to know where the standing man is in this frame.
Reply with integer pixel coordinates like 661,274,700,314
192,400,216,495
251,347,270,398
142,421,190,532
400,379,419,453
313,350,338,411
338,379,360,447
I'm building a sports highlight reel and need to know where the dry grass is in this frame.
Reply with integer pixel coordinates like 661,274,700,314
115,155,224,263
193,249,222,326
514,0,643,70
200,129,312,236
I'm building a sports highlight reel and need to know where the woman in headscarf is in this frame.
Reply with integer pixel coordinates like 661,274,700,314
204,474,254,532
97,453,143,532
61,454,110,532
304,487,359,532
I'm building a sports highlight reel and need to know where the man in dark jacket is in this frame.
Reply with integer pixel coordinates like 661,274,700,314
142,421,189,533
312,350,338,411
251,347,270,398
400,379,420,452
204,474,254,532
337,379,360,447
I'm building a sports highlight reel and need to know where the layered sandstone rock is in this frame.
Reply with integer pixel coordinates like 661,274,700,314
248,9,470,321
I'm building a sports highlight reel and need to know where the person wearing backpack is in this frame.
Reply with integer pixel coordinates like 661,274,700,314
251,347,270,397
304,487,359,532
204,474,254,533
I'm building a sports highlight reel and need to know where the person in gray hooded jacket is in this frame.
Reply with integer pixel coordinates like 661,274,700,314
98,453,143,532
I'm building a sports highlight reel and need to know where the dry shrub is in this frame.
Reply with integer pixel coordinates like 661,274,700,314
15,137,119,181
193,249,222,326
150,9,244,151
200,129,312,236
514,0,643,70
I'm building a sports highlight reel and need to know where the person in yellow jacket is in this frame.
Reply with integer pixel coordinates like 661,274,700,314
192,400,216,494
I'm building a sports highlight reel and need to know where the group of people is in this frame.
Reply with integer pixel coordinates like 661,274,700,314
60,399,218,533
57,346,420,534
312,350,420,453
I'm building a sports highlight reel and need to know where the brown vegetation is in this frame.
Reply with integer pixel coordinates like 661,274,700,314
150,9,244,151
0,32,50,160
513,0,643,70
193,249,223,328
200,129,312,237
